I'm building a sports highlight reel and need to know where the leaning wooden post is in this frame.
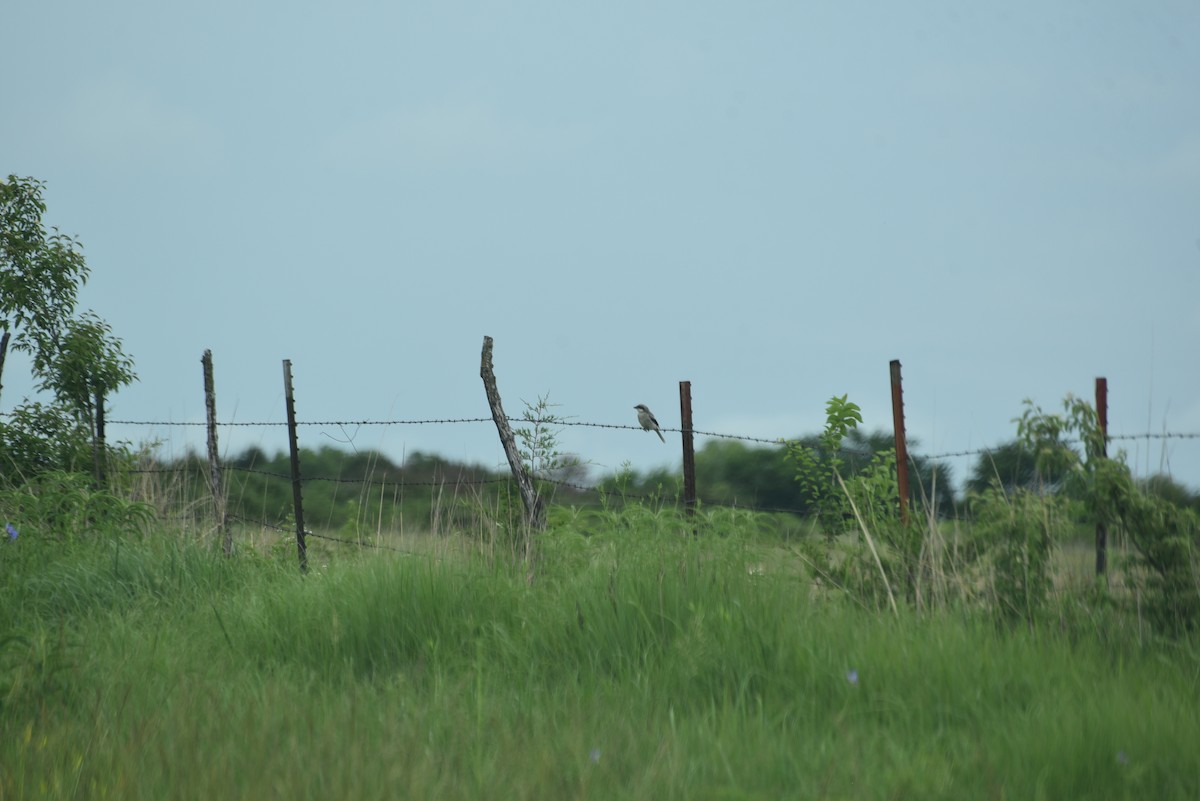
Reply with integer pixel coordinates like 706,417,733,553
679,381,697,523
889,359,911,525
479,336,545,546
1095,376,1109,577
282,359,308,574
202,350,230,555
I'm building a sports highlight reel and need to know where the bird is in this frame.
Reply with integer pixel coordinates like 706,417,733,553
634,404,665,443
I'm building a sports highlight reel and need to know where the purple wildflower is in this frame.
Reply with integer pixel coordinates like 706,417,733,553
846,669,859,686
5,523,16,541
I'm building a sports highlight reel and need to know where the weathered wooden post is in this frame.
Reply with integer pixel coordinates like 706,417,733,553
679,381,697,526
889,359,911,525
282,359,307,574
202,350,230,555
1095,376,1109,576
0,331,9,406
479,336,545,559
93,389,106,488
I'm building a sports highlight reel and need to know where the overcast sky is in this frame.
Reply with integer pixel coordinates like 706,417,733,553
3,1,1199,492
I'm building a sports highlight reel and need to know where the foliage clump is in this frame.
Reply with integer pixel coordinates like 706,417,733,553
970,395,1200,633
1,175,136,483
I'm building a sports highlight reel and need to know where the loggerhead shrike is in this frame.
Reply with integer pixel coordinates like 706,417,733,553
634,404,665,443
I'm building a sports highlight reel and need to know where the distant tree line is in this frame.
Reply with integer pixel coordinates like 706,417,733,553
598,430,1198,520
132,431,1199,538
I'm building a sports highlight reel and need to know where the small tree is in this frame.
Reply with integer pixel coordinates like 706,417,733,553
1,176,90,402
33,312,135,440
0,175,136,482
982,394,1200,633
785,394,863,536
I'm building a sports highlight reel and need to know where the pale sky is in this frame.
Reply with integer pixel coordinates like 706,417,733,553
3,1,1199,492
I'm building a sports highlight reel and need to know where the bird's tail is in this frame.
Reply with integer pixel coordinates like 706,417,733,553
656,429,665,443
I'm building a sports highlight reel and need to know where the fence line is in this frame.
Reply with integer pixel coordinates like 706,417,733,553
107,414,1200,465
110,412,1198,554
12,347,1199,560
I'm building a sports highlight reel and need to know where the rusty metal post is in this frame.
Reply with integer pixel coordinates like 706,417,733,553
1095,376,1108,576
282,359,307,574
202,350,230,555
889,360,911,525
679,381,697,522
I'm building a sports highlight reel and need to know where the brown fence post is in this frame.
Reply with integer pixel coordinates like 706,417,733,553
1095,376,1108,576
479,336,546,556
202,350,230,555
0,330,9,406
889,360,911,525
679,381,697,525
282,359,307,574
93,389,106,488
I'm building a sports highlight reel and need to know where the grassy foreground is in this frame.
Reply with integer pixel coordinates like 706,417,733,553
1,517,1198,800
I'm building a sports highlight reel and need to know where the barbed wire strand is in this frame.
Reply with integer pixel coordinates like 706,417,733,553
32,410,1187,555
103,414,1200,523
129,464,518,488
115,413,1200,496
105,415,1200,459
537,476,809,516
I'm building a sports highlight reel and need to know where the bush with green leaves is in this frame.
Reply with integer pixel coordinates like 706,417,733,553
0,471,154,543
785,394,863,536
784,396,933,610
971,487,1062,623
974,393,1200,634
1,175,137,483
1092,458,1200,635
0,401,93,480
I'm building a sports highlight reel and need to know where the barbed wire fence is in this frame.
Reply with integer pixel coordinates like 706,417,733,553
113,420,1198,479
12,342,1196,571
106,415,1199,556
104,417,1200,457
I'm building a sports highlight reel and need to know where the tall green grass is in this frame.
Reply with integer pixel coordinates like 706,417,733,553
1,514,1197,800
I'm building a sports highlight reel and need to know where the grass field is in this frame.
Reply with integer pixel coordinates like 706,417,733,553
1,513,1198,800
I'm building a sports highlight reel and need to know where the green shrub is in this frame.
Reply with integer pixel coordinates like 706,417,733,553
0,470,154,543
972,487,1062,623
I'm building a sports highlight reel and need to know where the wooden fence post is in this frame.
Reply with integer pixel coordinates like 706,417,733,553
0,330,9,406
679,381,697,524
479,336,545,550
1095,376,1108,576
202,350,230,555
282,359,307,574
93,389,106,488
889,359,911,525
